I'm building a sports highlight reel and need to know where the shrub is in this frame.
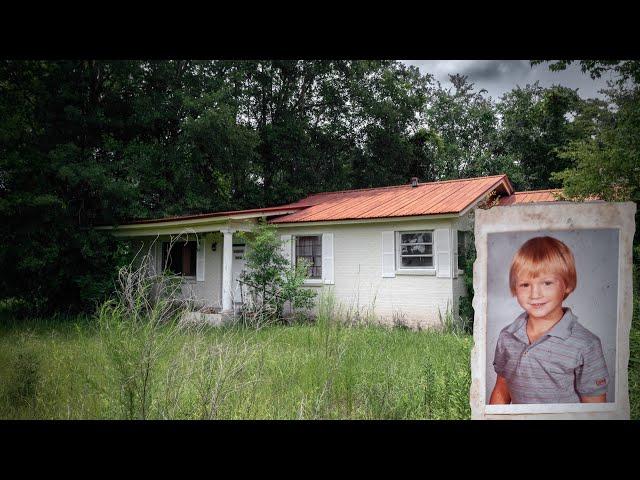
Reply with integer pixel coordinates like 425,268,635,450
239,222,316,325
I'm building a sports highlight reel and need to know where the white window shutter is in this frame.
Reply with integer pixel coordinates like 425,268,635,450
382,231,396,278
196,236,205,281
280,235,292,267
452,228,458,279
322,233,334,284
435,228,451,278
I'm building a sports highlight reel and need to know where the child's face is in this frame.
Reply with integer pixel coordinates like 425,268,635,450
514,272,570,322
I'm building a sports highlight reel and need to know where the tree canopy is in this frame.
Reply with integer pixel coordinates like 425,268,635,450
1,59,633,314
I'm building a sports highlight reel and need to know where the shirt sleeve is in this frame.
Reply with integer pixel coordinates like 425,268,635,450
575,336,610,397
493,333,507,377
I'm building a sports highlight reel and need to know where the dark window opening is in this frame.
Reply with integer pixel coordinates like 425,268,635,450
163,241,197,277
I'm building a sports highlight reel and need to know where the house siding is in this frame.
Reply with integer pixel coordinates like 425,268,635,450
130,214,474,325
276,218,460,328
139,232,226,309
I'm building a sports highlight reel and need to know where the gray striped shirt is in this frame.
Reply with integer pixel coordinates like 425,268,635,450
493,308,610,404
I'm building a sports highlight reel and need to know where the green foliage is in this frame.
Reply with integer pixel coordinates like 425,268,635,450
497,82,584,190
240,222,316,324
553,87,640,202
458,230,476,332
96,253,186,419
2,59,633,317
532,60,640,86
2,350,41,412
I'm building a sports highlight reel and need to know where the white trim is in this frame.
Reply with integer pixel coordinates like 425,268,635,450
395,230,435,272
321,232,334,285
395,269,436,276
381,231,396,278
96,210,300,231
272,213,460,229
434,228,451,278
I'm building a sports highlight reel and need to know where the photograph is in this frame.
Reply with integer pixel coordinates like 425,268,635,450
471,202,635,419
486,230,617,405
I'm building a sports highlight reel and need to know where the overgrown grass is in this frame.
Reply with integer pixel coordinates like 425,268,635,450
0,316,472,420
1,250,637,420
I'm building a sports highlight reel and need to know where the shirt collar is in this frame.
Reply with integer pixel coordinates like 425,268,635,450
545,308,577,340
506,308,576,343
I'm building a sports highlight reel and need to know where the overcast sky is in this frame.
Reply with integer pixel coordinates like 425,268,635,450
403,60,617,101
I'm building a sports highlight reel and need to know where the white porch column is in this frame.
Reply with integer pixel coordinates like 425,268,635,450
221,228,235,313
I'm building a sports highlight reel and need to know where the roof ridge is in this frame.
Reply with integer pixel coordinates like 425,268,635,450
303,174,507,198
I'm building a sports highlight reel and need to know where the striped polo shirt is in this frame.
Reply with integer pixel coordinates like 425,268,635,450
493,308,610,404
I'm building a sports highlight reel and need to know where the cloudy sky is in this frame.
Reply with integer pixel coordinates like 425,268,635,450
403,60,617,101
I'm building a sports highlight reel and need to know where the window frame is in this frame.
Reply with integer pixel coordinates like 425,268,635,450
396,230,436,273
162,240,198,279
294,234,323,280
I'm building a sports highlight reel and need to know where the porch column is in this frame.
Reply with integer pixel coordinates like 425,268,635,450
221,228,235,313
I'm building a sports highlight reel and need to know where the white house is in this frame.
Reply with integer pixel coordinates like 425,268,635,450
98,174,559,328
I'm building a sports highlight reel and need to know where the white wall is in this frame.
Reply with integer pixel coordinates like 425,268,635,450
129,215,473,324
138,232,227,309
276,218,468,328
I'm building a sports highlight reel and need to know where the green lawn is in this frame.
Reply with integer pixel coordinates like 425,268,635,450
0,316,472,420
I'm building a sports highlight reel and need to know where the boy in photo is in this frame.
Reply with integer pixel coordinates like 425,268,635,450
490,236,610,404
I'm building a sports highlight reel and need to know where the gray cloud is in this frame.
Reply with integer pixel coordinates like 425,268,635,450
403,60,615,100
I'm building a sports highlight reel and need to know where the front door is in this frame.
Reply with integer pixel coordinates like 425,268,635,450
231,244,247,304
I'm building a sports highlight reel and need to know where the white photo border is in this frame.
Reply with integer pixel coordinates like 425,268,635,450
470,202,635,420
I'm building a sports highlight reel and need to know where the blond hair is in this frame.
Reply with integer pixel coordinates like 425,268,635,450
509,236,577,299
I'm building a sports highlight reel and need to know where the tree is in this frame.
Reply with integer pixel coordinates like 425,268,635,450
532,60,640,86
424,74,514,181
553,86,640,202
496,83,583,190
239,223,316,324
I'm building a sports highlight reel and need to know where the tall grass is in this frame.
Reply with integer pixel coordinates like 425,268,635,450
1,270,637,418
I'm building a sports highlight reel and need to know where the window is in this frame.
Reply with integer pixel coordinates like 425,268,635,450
295,235,322,279
398,231,433,268
163,241,197,277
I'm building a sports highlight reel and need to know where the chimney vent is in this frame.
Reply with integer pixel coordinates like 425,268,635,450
410,177,419,187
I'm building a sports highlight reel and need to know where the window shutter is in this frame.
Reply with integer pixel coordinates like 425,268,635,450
382,231,396,278
452,228,458,279
322,233,334,284
196,236,205,282
435,228,451,278
280,235,292,267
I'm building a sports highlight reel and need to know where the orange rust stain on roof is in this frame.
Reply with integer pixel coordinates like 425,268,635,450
272,175,512,223
498,189,562,206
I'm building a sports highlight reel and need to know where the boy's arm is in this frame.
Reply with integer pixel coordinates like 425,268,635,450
489,375,511,404
575,336,609,403
580,393,606,403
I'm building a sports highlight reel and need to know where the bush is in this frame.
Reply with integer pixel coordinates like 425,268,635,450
458,229,476,333
239,222,316,325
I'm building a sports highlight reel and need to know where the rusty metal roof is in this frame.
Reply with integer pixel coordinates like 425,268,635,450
498,189,562,206
271,175,513,223
109,175,576,229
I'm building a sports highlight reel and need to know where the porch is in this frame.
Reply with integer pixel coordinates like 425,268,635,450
98,206,301,314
